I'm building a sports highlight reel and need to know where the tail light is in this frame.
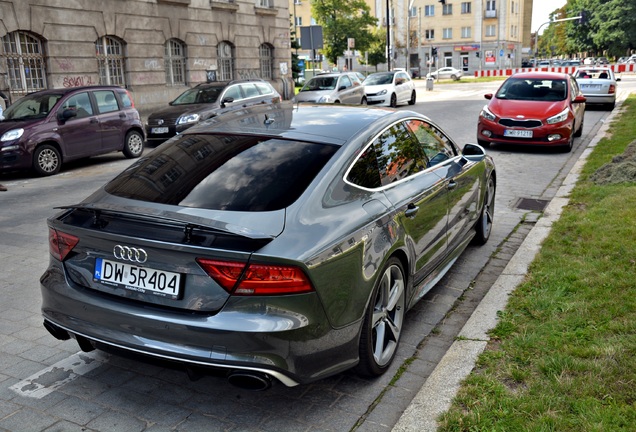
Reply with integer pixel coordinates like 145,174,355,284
196,258,314,296
49,228,79,261
608,85,616,94
126,90,135,108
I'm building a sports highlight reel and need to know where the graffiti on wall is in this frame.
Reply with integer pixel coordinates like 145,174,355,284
55,58,74,72
62,76,96,87
144,59,161,70
236,69,261,80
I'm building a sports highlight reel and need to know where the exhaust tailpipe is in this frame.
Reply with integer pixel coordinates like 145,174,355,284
43,320,70,340
227,371,273,391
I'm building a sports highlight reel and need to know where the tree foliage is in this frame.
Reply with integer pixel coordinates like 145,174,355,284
310,0,378,65
361,27,387,70
540,0,636,57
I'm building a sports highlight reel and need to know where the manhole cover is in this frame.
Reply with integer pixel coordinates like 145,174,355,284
515,198,550,211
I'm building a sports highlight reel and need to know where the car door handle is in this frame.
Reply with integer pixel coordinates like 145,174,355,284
89,118,99,124
405,203,419,218
448,180,457,190
119,113,126,119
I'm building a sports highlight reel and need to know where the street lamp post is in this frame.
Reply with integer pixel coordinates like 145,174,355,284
386,0,391,70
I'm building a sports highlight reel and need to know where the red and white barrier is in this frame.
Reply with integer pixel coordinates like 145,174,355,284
474,63,636,77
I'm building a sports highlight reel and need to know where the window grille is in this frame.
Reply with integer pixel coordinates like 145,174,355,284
1,31,47,93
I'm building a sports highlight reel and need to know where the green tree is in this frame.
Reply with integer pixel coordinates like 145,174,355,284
311,0,378,65
591,0,636,56
359,27,387,71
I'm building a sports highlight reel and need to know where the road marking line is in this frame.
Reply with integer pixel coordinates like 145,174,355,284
10,351,109,399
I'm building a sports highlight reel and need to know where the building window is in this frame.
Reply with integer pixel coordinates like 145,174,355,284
259,44,273,79
461,2,471,14
424,5,434,16
409,7,417,17
442,4,452,15
165,39,186,86
96,36,126,86
218,41,234,81
486,0,496,11
1,31,47,93
425,29,435,40
257,0,271,7
486,25,496,37
461,27,471,38
443,28,452,39
295,16,302,26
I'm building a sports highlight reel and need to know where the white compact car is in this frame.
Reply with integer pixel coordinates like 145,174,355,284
573,67,619,110
363,71,416,107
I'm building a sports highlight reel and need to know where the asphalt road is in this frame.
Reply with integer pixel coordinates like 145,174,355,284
0,77,632,432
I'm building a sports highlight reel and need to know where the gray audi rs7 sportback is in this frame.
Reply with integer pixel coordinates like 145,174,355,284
41,101,496,390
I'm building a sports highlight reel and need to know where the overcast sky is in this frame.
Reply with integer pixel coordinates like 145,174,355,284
532,0,567,33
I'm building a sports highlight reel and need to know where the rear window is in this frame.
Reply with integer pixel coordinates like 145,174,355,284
105,134,338,211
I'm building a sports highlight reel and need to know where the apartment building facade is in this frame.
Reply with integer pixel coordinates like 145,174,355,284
0,0,293,110
290,0,533,76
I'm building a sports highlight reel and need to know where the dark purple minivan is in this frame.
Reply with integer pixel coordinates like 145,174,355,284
0,86,145,176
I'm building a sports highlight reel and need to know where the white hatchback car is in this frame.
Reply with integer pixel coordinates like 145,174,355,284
363,71,416,107
573,67,620,110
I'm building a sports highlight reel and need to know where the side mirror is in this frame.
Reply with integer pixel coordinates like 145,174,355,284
462,143,487,162
57,109,77,122
338,85,347,91
484,94,493,100
220,96,234,108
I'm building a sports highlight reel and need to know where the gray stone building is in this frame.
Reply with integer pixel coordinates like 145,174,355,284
0,0,293,113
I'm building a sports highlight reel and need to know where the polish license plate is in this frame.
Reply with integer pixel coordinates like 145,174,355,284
581,84,601,89
151,127,169,134
94,258,181,299
504,129,533,138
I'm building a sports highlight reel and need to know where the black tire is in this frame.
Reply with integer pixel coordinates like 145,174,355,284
473,175,495,245
561,133,574,153
451,74,458,81
356,257,406,377
574,118,583,137
607,102,615,111
33,144,61,176
123,130,144,158
408,90,416,105
389,93,397,108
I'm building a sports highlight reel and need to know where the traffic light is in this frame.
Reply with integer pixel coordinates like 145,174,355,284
476,51,480,58
432,47,438,56
579,10,588,25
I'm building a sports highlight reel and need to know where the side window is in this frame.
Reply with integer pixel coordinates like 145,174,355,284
241,83,260,98
254,82,273,95
347,145,382,189
406,119,456,167
61,92,93,119
223,85,242,102
339,75,352,89
94,90,119,113
117,90,133,108
375,122,427,186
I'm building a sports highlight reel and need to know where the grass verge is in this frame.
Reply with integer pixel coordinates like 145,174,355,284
438,96,636,431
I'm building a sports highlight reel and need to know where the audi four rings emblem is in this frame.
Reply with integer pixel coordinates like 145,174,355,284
113,245,148,263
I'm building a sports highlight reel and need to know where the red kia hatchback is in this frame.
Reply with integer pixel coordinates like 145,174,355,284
0,86,145,176
477,72,586,152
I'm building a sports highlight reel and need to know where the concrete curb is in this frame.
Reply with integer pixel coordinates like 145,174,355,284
392,98,620,432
